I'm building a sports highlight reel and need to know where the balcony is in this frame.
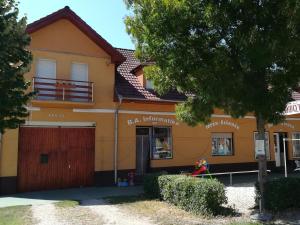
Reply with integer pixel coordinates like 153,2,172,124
32,77,94,106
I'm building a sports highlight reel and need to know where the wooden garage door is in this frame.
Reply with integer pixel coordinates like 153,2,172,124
18,127,95,192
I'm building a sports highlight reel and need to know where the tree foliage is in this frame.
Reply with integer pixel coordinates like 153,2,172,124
125,0,300,126
0,0,32,133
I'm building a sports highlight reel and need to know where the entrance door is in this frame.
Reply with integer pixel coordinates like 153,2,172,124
136,128,151,175
273,133,288,167
71,63,89,102
18,127,95,192
274,133,281,167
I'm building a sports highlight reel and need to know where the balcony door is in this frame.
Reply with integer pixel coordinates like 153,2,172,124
71,63,89,102
36,59,56,100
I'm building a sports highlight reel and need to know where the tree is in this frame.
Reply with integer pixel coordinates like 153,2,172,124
0,0,32,134
125,0,300,212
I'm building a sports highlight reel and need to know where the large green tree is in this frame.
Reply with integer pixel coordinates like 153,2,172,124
0,0,32,134
125,0,300,211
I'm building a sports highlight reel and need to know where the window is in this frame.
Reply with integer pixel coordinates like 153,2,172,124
36,59,56,79
145,79,154,89
212,133,233,156
253,132,270,160
71,63,89,101
292,133,300,158
35,59,56,100
152,127,172,159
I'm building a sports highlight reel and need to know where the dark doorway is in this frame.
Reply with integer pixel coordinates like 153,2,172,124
136,127,151,175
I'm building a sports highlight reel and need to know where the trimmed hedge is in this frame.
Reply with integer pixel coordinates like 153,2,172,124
256,177,300,212
144,174,227,215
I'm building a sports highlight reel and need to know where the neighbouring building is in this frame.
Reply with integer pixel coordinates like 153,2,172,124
1,6,300,194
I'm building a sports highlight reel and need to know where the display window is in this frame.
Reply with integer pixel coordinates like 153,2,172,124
152,127,172,159
211,133,234,156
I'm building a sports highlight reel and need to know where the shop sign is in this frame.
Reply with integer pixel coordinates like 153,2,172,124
205,120,240,130
127,116,179,126
267,122,295,129
284,100,300,115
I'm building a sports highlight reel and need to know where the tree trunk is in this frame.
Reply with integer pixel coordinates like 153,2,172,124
256,114,268,213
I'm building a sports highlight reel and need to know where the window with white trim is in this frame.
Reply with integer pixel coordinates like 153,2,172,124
254,132,270,160
145,79,154,89
292,132,300,158
212,133,234,156
152,127,172,159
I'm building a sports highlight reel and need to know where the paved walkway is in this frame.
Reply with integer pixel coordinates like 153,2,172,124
0,186,143,208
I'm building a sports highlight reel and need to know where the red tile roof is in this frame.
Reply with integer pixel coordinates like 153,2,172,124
26,6,125,64
115,48,186,103
292,92,300,101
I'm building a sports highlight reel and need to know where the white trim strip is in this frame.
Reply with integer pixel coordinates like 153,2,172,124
73,108,115,113
286,118,300,121
119,110,175,116
73,108,257,119
24,121,96,127
26,106,41,111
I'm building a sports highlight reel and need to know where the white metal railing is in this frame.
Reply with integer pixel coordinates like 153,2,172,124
183,170,271,186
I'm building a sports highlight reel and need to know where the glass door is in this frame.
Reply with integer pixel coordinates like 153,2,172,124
273,133,281,167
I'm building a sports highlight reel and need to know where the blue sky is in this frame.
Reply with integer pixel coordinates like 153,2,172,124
18,0,135,49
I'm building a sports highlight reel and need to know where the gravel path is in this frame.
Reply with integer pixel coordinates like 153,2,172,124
225,185,256,214
56,204,105,225
81,199,155,225
31,204,60,225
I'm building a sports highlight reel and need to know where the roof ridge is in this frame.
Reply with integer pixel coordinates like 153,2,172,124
115,47,135,51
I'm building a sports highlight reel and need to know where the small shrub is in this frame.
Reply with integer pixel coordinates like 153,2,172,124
158,175,227,215
255,177,300,212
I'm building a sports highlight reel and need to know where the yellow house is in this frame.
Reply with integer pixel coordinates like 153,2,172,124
1,6,300,194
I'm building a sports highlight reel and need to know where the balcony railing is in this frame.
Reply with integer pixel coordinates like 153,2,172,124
32,77,94,103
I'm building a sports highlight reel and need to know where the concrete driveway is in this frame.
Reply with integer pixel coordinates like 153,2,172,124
0,186,143,208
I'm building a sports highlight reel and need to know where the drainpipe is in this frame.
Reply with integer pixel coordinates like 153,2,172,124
114,95,123,184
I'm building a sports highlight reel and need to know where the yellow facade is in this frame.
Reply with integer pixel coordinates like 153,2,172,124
1,9,299,193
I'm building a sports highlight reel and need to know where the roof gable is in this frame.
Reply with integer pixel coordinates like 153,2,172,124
27,6,125,64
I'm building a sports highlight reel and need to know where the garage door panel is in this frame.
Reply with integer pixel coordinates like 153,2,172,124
18,127,95,192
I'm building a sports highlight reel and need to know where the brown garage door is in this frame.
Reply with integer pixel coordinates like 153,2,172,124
18,127,95,192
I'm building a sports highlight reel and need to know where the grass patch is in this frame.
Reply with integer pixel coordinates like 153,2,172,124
105,195,243,225
0,205,32,225
54,200,79,208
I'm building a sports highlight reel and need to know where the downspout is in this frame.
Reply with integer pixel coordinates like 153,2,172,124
114,94,123,184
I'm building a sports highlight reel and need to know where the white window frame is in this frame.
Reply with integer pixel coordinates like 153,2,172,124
253,132,270,160
145,79,154,90
211,133,234,156
292,132,300,158
71,62,89,81
35,58,57,79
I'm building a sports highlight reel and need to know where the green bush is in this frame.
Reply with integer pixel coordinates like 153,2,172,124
255,177,300,212
143,173,162,198
144,174,227,215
